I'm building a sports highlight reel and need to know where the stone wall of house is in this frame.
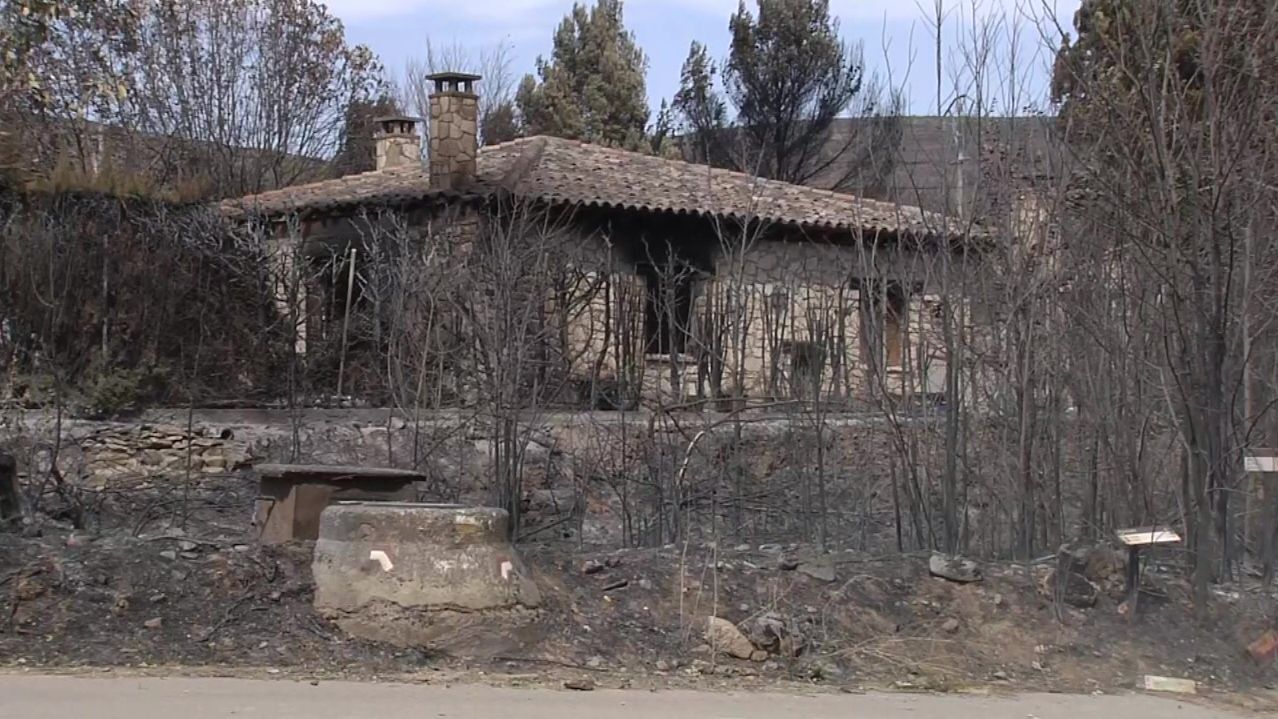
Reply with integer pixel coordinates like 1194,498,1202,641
717,239,951,400
557,235,953,406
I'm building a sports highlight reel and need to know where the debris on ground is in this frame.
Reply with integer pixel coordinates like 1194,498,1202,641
0,501,1275,709
1142,675,1197,695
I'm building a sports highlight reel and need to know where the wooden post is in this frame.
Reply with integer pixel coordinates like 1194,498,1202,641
0,452,20,522
1126,544,1141,608
1248,453,1278,584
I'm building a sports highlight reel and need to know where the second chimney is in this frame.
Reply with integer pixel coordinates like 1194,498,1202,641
374,116,421,172
426,71,480,190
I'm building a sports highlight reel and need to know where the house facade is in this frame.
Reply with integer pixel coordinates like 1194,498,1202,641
222,73,982,409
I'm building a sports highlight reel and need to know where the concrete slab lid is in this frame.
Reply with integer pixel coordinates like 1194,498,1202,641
254,464,428,482
1116,527,1182,546
332,501,464,509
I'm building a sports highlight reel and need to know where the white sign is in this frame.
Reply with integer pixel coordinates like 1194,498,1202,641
1245,455,1278,473
1116,528,1181,546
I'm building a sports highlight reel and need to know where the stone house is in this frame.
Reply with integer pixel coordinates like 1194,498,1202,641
222,73,983,408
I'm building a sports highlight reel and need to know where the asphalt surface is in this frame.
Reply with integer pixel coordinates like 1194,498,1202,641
0,675,1246,718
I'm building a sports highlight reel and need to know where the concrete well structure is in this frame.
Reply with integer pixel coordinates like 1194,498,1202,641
312,502,541,647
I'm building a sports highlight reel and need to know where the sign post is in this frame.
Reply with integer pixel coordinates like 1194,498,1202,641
1115,527,1181,615
1244,452,1278,582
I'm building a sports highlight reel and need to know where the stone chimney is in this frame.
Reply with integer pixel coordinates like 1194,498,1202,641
374,116,421,172
426,72,480,190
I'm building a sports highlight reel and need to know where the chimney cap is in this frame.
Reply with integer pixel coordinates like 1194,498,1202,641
373,116,422,135
425,71,481,95
425,71,482,83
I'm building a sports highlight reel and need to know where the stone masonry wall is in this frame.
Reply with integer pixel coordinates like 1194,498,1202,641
558,236,953,404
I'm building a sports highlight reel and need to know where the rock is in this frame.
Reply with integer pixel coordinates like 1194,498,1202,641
143,617,163,630
177,540,198,552
528,488,577,512
762,661,781,672
1041,568,1100,609
638,579,653,590
806,657,844,681
1247,630,1278,665
705,616,755,660
585,656,605,670
992,670,1009,681
750,649,768,662
582,560,605,575
14,577,46,601
797,555,836,583
929,552,982,583
65,533,92,548
1083,546,1125,584
148,593,167,604
654,659,670,672
745,611,805,658
941,618,961,633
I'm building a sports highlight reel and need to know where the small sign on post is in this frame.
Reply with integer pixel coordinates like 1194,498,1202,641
1244,452,1278,576
1116,526,1182,616
1244,455,1278,473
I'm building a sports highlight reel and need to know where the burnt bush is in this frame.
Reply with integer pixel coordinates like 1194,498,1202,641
0,189,287,410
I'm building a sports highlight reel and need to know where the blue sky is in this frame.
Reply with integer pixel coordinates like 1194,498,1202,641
324,0,1081,117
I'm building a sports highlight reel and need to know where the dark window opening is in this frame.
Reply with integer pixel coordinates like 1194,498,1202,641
641,263,694,355
786,339,826,398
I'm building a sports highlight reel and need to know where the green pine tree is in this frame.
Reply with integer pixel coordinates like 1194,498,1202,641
515,0,649,149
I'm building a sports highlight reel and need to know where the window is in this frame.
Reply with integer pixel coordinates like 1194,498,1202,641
641,263,695,356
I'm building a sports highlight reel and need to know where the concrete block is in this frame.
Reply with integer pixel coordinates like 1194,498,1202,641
313,502,541,646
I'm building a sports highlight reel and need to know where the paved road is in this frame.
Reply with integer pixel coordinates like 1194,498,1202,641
0,675,1246,718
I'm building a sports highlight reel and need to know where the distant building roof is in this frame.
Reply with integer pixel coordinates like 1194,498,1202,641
808,116,1061,216
222,135,975,240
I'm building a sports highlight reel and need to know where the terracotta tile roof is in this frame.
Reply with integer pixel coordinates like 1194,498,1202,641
221,135,968,238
